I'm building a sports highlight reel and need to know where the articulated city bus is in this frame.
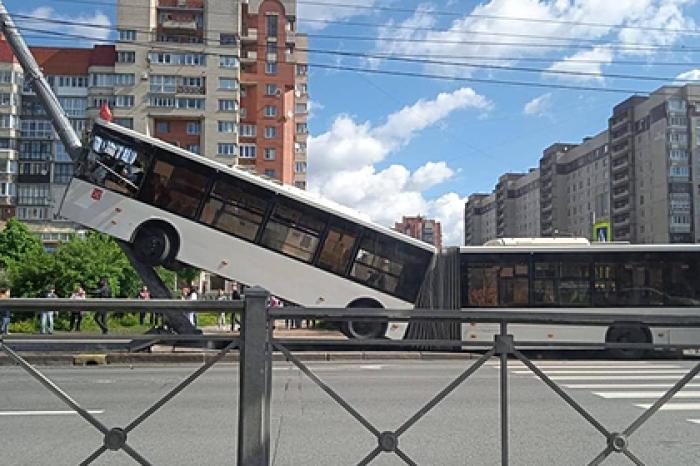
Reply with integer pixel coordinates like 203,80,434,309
451,238,700,356
59,120,436,339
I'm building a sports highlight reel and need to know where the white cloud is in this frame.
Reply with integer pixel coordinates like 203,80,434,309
372,0,695,81
546,47,614,82
298,0,378,31
308,87,491,245
523,93,552,116
24,7,111,43
675,69,700,84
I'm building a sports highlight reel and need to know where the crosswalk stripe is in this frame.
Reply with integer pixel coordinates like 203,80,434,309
564,383,700,389
635,403,700,411
594,391,700,399
514,369,688,375
688,419,700,424
504,365,681,370
547,375,699,381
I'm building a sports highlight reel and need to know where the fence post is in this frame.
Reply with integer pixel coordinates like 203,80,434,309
238,287,270,466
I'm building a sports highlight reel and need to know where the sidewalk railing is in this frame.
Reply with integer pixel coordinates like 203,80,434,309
1,287,700,465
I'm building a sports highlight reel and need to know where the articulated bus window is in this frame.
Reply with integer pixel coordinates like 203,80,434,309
200,179,270,241
593,262,617,306
350,231,432,302
140,159,210,219
559,262,591,306
466,265,498,306
617,262,663,306
260,202,325,262
664,255,700,305
318,224,358,274
533,262,557,305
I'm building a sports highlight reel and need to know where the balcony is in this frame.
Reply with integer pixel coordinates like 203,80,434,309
611,174,630,188
241,50,257,63
177,85,205,95
241,28,258,42
611,157,629,173
612,187,629,200
612,201,630,215
161,19,199,30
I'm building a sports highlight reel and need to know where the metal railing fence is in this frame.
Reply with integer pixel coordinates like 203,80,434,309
1,287,700,465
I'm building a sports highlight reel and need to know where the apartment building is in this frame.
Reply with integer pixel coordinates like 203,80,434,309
465,84,700,245
464,193,496,245
394,215,443,249
0,0,308,242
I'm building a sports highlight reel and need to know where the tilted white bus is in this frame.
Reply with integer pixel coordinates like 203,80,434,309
59,120,436,339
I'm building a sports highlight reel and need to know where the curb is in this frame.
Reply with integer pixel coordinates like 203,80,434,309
0,351,482,366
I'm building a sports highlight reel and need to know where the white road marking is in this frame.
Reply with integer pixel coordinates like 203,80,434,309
547,375,700,381
688,419,700,424
506,365,681,370
514,369,688,375
359,365,383,370
564,383,700,389
0,410,104,416
635,403,700,411
594,391,700,399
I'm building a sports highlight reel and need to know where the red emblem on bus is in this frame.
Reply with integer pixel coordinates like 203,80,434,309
91,188,103,200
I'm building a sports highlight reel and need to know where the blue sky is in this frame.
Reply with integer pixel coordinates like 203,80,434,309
7,0,700,244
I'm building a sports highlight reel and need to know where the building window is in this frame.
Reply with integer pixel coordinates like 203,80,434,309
117,51,136,63
266,42,277,55
295,103,307,114
240,108,247,119
218,77,238,90
294,181,306,189
0,114,19,129
265,62,277,75
219,55,238,68
295,162,307,173
240,124,256,137
20,120,52,138
239,144,256,158
187,144,200,154
118,29,136,41
91,73,114,87
264,169,276,178
295,142,307,153
295,83,308,95
150,75,177,93
296,123,308,134
218,99,237,112
669,166,690,178
114,95,134,108
186,121,201,135
264,105,277,117
220,34,237,46
267,14,278,37
296,64,308,76
264,126,277,139
265,84,278,96
264,148,276,160
156,121,170,133
218,121,236,133
217,143,237,156
148,52,205,66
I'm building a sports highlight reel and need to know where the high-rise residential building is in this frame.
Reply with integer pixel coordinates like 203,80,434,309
464,84,700,245
394,215,443,249
0,0,308,244
464,193,496,245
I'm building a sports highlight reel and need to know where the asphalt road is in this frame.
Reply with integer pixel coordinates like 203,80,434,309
1,359,700,465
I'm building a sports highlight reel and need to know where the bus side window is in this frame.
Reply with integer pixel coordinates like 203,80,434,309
200,180,268,241
260,202,324,262
318,226,357,274
533,262,557,305
664,259,700,305
141,159,209,219
466,265,498,306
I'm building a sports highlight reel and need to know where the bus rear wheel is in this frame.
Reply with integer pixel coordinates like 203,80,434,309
342,299,387,340
606,325,650,359
133,224,175,267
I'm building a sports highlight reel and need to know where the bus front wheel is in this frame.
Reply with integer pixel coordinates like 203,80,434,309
606,325,650,359
342,299,387,340
133,224,176,267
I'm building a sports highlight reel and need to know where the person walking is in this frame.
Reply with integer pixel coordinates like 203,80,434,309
40,285,58,335
0,285,11,335
188,284,199,328
137,285,153,326
93,278,111,335
69,286,86,331
216,289,227,330
230,285,241,332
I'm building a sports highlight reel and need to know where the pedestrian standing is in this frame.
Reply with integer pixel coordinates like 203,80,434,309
230,286,241,332
216,289,227,330
0,285,11,335
93,278,111,335
69,286,86,331
40,285,58,335
188,285,199,328
137,285,152,326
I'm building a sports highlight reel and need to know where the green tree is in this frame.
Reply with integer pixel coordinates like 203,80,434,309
0,219,44,269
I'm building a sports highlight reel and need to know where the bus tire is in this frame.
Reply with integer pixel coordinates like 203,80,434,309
343,299,387,340
133,222,178,267
606,325,650,359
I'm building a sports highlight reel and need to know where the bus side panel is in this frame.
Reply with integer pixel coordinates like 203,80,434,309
462,323,607,346
60,178,413,315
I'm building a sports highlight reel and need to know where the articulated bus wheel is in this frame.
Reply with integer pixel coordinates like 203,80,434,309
606,325,650,359
343,298,387,340
133,226,172,266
